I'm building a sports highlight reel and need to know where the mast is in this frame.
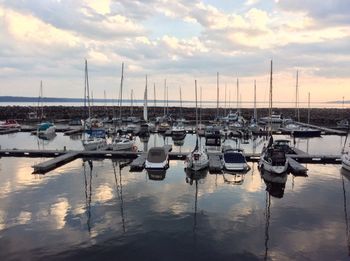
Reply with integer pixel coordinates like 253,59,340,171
308,92,311,124
200,86,202,126
39,80,44,120
163,79,166,117
166,84,169,116
180,86,183,119
85,59,91,120
195,80,198,131
254,80,257,121
130,89,134,116
224,83,227,116
216,72,219,119
236,78,239,115
119,62,124,123
154,83,156,116
269,60,273,135
295,70,300,122
143,75,148,122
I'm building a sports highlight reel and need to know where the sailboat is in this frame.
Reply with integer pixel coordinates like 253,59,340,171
112,63,135,151
37,80,56,137
186,80,209,171
258,60,289,175
82,60,107,151
172,87,186,139
249,80,259,132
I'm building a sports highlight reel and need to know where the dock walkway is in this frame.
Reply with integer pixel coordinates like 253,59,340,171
296,122,347,135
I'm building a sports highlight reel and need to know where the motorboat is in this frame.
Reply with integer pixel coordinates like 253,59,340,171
145,147,169,169
259,138,289,175
139,123,150,137
82,136,107,151
126,123,140,134
68,118,83,126
222,149,250,172
147,169,167,181
0,119,21,130
337,119,349,129
259,113,284,124
112,136,135,151
158,122,171,133
223,111,239,122
37,122,56,136
172,122,186,139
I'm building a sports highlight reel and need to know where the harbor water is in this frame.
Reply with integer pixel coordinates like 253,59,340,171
0,132,349,260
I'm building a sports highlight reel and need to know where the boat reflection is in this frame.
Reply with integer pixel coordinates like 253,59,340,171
173,137,185,146
341,168,350,256
185,168,208,233
147,169,167,181
222,173,245,185
261,169,288,199
260,168,288,260
37,132,56,141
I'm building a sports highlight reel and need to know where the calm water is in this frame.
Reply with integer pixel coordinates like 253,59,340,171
0,132,349,260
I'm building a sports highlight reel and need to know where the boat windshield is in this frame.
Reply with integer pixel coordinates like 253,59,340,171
224,152,245,163
147,149,166,163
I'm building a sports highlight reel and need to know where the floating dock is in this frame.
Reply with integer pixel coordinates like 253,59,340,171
32,151,80,174
0,148,342,174
296,122,347,135
0,128,21,135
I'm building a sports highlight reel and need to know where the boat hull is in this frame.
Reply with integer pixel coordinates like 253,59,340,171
342,154,350,172
259,158,288,175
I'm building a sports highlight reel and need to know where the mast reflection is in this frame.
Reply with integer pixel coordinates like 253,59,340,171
112,160,126,233
341,168,350,256
185,168,208,232
82,159,93,234
260,168,288,260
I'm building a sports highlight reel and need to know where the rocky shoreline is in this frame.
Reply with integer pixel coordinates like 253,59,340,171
0,105,349,127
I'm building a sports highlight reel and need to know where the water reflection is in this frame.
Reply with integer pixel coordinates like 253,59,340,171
341,168,350,256
82,160,93,233
112,160,126,233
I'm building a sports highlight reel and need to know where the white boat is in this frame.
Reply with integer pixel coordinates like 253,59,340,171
0,119,21,130
259,138,289,175
81,59,107,151
172,122,186,138
82,136,107,151
126,123,140,133
112,136,134,151
259,113,284,124
222,149,250,172
186,80,209,171
186,150,209,171
258,61,288,175
37,122,56,136
145,147,169,169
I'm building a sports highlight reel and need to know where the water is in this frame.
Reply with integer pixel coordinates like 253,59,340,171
0,132,349,260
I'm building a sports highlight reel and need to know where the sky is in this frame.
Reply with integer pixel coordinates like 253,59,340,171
0,0,349,104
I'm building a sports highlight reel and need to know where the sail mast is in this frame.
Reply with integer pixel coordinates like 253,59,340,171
119,62,124,123
295,70,300,122
224,83,227,116
216,72,219,119
254,80,257,121
269,60,273,135
85,59,91,120
200,86,202,126
154,83,156,116
163,79,166,117
236,78,239,115
308,92,311,124
130,89,133,116
180,86,183,119
195,80,198,131
143,75,148,122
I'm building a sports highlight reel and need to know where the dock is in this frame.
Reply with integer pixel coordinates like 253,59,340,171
0,128,21,135
32,151,80,174
64,127,83,136
296,122,347,135
208,152,223,173
0,148,342,174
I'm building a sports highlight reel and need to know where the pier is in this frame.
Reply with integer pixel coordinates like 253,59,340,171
296,122,347,135
0,148,342,174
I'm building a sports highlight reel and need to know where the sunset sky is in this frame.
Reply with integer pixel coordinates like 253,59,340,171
0,0,349,104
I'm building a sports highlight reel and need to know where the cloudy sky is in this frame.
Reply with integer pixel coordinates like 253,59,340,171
0,0,349,104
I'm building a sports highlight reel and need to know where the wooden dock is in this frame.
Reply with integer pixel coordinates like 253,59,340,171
208,152,223,173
